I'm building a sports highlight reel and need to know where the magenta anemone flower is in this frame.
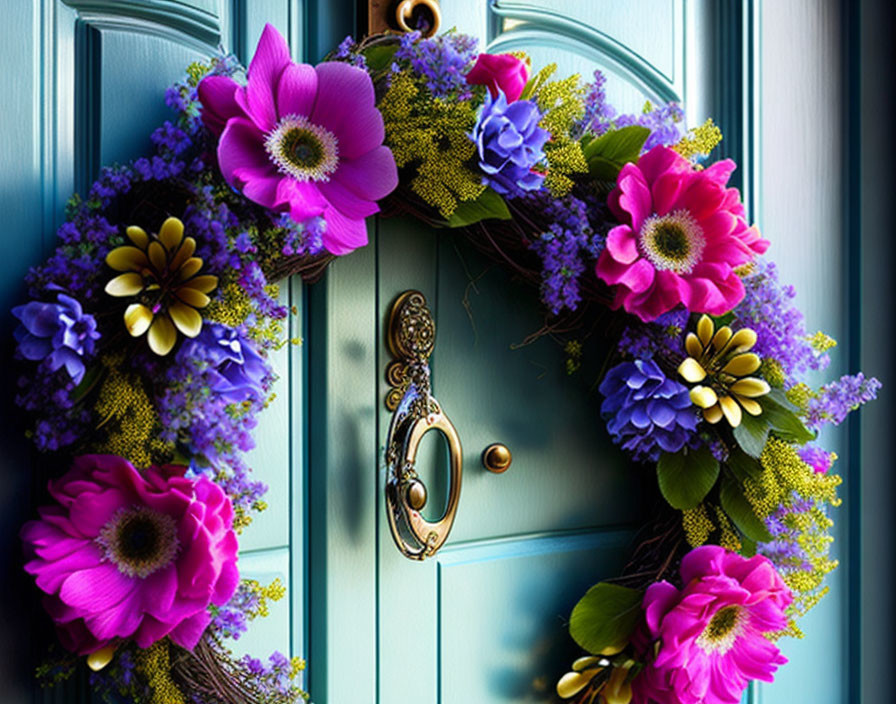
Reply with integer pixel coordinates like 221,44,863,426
596,146,769,322
21,455,239,655
631,546,792,704
198,24,398,255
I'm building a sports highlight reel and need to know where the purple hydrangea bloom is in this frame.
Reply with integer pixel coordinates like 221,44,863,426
599,359,698,462
472,90,549,196
12,293,99,383
179,323,268,404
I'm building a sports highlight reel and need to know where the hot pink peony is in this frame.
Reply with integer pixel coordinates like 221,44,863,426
596,146,769,321
631,546,792,704
198,24,398,255
21,454,239,655
466,52,529,102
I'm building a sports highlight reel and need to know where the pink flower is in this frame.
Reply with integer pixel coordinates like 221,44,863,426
631,546,792,704
596,147,769,321
198,24,398,255
466,53,529,102
21,455,239,655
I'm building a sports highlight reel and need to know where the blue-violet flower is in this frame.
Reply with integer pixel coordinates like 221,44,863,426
472,90,549,196
599,359,698,462
13,293,99,383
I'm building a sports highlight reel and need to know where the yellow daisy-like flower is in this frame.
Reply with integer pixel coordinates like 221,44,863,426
677,314,770,427
556,649,633,703
104,217,217,356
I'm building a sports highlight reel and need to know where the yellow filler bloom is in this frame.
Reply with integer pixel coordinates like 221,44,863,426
105,217,217,356
677,314,770,427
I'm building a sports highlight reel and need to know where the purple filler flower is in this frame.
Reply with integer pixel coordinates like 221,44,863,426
198,24,398,255
13,293,99,383
472,90,549,196
599,359,698,462
178,323,268,404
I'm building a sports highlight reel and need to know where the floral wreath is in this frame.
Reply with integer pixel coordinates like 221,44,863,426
13,24,879,704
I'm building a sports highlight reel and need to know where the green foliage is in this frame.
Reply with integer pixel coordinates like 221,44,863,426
720,474,773,542
762,389,816,444
569,582,643,654
733,411,770,458
443,187,512,227
583,125,650,181
363,44,398,72
657,446,720,510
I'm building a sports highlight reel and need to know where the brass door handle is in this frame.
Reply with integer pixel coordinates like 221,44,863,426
384,291,462,560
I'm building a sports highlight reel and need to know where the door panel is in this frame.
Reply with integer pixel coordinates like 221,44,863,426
369,2,705,703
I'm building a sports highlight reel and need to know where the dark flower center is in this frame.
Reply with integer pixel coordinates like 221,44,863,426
265,113,339,183
283,128,324,168
696,604,745,655
638,209,706,274
653,223,690,260
97,506,179,579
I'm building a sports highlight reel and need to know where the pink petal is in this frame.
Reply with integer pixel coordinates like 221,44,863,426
217,117,278,199
651,170,688,216
33,544,103,594
311,62,384,160
276,62,318,119
68,487,127,537
318,178,380,219
330,146,398,202
615,169,652,230
606,225,639,264
321,205,369,255
59,563,136,613
84,591,143,640
169,610,212,651
140,566,179,619
197,75,243,135
243,23,292,132
133,614,178,648
211,555,240,605
637,146,689,183
702,158,737,186
276,178,328,221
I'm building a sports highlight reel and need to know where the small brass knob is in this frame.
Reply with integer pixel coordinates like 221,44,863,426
482,443,512,473
406,479,427,510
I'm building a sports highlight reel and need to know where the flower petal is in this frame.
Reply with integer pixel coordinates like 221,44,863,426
147,241,168,273
105,272,145,297
321,204,369,255
147,315,177,356
178,258,203,281
690,385,718,408
106,246,148,272
722,353,761,377
217,117,278,198
678,357,707,383
168,301,202,338
170,237,197,272
242,23,292,132
186,275,218,294
719,395,743,427
329,145,398,203
311,62,383,160
276,62,318,119
729,377,770,397
175,287,211,308
158,217,184,251
198,75,243,136
126,226,149,249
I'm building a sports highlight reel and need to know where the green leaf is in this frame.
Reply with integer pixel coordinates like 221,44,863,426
569,582,643,654
657,446,720,510
719,474,773,542
725,448,763,482
732,411,770,458
443,187,512,228
71,365,104,403
583,126,651,181
362,45,398,72
761,393,815,444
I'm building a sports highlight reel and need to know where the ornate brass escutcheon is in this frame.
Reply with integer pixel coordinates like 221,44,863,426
384,291,462,560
